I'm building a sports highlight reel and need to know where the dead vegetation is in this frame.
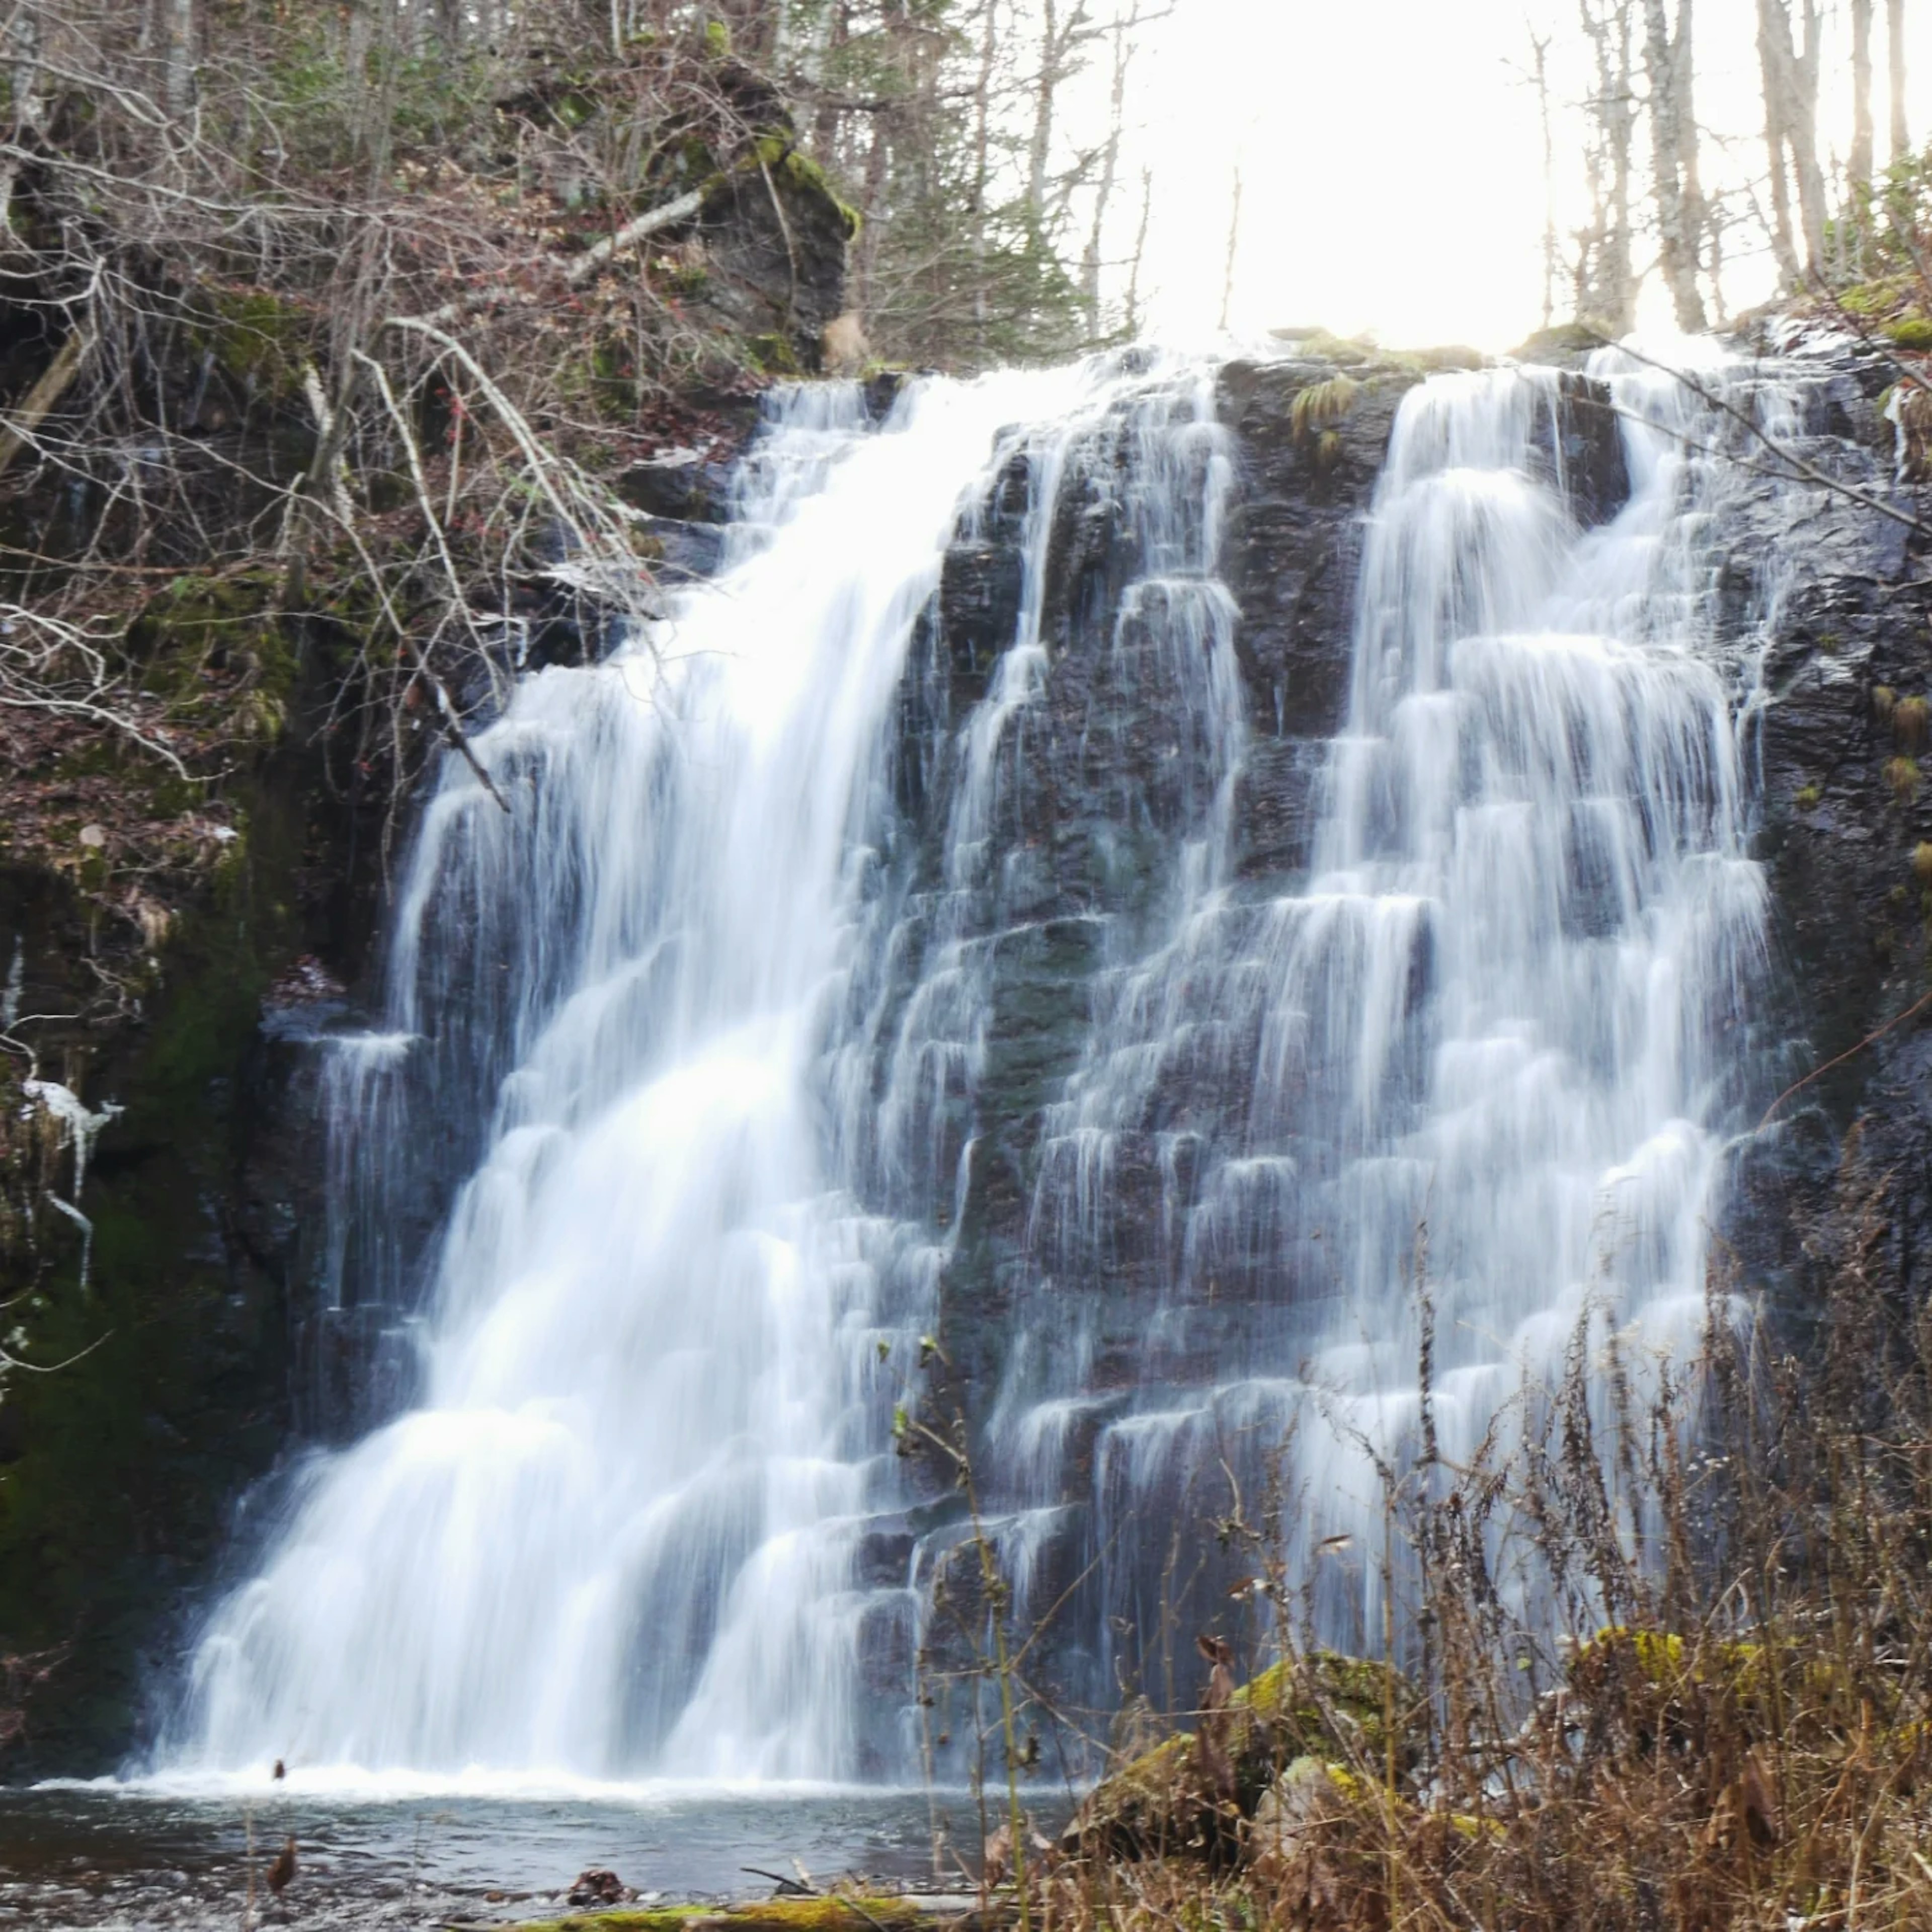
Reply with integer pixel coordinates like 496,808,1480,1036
888,1128,1932,1932
0,0,845,953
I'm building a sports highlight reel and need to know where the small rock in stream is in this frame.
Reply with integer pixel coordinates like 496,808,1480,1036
568,1867,627,1906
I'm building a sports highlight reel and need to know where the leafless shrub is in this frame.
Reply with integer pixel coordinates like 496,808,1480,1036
992,1146,1932,1930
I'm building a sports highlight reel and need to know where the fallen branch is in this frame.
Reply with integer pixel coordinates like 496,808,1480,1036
397,183,707,329
299,485,513,816
0,327,87,478
1582,329,1932,543
563,183,705,287
1759,984,1932,1129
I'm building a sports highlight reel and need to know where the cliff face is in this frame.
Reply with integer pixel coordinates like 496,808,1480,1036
887,336,1932,1741
912,336,1932,1336
920,359,1420,1388
0,672,372,1770
5,323,1922,1776
1744,344,1932,1330
875,354,1648,1731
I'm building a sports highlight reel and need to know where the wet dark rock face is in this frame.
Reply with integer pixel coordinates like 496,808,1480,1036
883,337,1931,1743
691,152,856,372
906,356,1433,1323
881,359,1434,1729
0,706,375,1777
1741,342,1932,1329
1218,360,1416,882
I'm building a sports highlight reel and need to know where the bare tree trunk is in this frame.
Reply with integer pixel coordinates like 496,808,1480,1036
1708,202,1728,324
1758,0,1825,277
1787,0,1826,271
364,0,406,189
1606,3,1636,328
1641,0,1708,330
162,0,196,120
1888,0,1908,165
1,4,43,242
1674,0,1710,304
1756,0,1800,289
1027,0,1057,222
1218,163,1241,334
1576,0,1639,332
811,4,848,157
853,108,891,319
972,0,997,352
1851,0,1875,192
1082,15,1131,337
433,0,473,53
1123,166,1151,341
346,1,376,160
1527,28,1557,331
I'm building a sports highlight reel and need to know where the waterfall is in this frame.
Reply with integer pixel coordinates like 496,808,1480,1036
992,347,1775,1701
175,356,1222,1782
174,341,1782,1786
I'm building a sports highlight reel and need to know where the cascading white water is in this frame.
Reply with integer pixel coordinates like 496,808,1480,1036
176,355,1238,1783
176,338,1787,1785
990,346,1779,1687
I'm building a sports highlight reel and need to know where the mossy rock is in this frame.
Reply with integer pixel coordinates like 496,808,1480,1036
130,569,300,744
1831,275,1917,319
1883,315,1932,352
1512,319,1610,363
1568,1626,1780,1717
1265,327,1379,366
1064,1651,1421,1863
191,286,315,400
1567,1626,1881,1749
748,133,863,242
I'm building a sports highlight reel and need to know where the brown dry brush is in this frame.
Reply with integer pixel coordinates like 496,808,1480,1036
0,7,808,1495
1014,1146,1932,1930
0,1,806,903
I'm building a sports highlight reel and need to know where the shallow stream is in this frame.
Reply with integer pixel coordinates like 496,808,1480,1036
0,1785,1041,1930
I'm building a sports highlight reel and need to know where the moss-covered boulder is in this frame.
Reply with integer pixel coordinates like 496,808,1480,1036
1063,1650,1421,1863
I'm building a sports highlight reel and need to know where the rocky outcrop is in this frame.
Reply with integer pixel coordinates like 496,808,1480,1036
1739,337,1932,1328
0,650,378,1772
689,141,860,374
1065,1650,1417,1864
1217,359,1418,883
890,333,1916,1761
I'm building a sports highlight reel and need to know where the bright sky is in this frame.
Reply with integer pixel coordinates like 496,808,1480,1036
1100,0,1932,352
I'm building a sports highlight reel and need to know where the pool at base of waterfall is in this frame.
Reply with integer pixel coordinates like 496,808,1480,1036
0,1786,1062,1931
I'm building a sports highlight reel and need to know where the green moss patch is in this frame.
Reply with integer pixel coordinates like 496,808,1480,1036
190,286,316,400
130,569,300,745
1884,315,1932,352
748,134,863,242
1064,1650,1421,1863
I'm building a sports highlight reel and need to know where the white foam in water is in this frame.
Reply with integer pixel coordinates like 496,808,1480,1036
170,339,1791,1788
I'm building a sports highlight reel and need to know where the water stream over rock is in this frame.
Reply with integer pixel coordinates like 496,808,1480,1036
171,343,1787,1786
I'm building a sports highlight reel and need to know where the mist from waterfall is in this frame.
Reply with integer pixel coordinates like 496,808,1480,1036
171,342,1783,1787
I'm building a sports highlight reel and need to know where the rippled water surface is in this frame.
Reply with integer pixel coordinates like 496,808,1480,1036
0,1786,1040,1930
